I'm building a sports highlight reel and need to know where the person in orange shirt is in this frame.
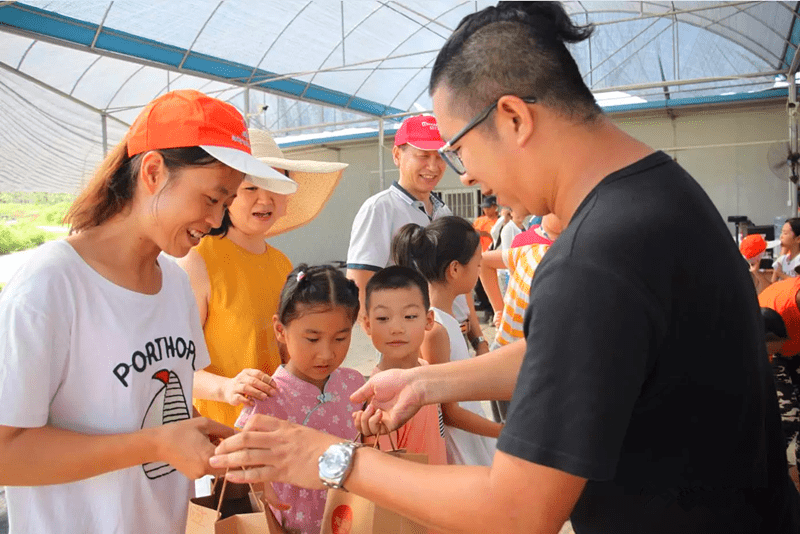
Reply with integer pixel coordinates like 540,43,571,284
472,195,499,315
759,281,800,491
362,266,448,466
473,195,499,252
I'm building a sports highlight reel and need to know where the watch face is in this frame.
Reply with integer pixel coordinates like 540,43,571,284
319,444,349,479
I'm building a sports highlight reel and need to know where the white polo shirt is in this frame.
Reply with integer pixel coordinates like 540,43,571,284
347,181,469,322
347,181,451,272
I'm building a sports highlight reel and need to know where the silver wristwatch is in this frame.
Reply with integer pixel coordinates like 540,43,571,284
318,441,361,490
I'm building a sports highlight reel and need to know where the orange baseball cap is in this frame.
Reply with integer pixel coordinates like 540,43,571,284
126,90,296,193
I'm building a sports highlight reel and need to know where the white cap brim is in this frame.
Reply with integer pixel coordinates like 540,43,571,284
766,239,781,248
201,145,298,195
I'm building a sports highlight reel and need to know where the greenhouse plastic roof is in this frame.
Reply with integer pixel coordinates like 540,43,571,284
1,1,800,192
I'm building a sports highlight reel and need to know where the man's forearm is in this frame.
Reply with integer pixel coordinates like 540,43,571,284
414,340,525,405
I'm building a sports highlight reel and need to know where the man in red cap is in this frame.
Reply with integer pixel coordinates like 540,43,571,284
346,115,488,353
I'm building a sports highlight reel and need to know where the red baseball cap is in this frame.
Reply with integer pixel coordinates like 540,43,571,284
126,90,296,192
394,115,445,150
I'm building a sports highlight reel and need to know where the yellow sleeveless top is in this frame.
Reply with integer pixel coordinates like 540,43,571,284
193,235,293,427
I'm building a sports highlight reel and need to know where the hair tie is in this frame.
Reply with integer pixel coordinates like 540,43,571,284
346,278,359,296
297,271,306,283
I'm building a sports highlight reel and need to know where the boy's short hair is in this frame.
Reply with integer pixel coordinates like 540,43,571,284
366,265,430,311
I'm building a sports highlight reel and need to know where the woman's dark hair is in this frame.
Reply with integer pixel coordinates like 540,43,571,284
392,216,481,283
430,1,599,124
64,141,217,232
208,169,292,238
785,217,800,238
277,264,360,325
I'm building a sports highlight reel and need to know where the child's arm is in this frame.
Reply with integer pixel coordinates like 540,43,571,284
480,249,507,318
421,325,503,439
442,403,503,438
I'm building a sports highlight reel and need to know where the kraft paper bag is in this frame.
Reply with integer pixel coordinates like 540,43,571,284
186,474,286,534
320,449,428,534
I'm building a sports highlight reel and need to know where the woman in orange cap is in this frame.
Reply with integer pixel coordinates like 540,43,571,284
180,129,347,429
0,90,291,533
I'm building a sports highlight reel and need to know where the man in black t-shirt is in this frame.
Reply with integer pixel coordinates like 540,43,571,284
356,2,800,533
213,3,800,533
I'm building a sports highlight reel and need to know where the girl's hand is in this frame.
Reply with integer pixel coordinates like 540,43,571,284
349,368,423,432
223,369,277,406
153,417,234,480
494,310,503,329
352,404,386,437
210,415,340,493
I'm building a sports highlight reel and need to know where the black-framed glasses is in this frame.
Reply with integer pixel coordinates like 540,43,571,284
438,96,537,175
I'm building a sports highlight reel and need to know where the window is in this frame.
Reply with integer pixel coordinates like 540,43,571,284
437,188,480,221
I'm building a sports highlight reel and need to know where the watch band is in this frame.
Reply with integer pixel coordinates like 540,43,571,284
319,441,361,491
470,335,487,349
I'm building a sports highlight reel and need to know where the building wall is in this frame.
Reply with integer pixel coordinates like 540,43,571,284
272,99,794,265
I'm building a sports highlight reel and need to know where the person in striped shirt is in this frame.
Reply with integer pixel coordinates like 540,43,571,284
479,214,563,422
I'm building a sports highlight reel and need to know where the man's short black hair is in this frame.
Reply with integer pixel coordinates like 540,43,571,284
430,1,600,125
365,265,430,311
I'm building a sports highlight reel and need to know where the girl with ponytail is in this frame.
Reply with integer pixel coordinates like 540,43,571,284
392,216,501,466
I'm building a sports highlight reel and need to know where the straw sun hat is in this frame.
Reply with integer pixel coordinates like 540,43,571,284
246,128,348,238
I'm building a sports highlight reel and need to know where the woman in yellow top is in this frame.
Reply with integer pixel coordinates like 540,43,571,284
179,129,347,427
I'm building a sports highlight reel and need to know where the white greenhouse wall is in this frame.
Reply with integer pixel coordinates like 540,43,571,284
271,99,795,266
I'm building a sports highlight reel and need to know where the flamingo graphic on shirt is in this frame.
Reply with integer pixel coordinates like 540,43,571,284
141,369,191,479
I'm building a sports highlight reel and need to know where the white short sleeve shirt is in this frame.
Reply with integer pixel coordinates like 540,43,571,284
347,181,470,322
0,240,209,534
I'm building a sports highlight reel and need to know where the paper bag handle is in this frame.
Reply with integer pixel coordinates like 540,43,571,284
214,467,266,515
355,422,399,452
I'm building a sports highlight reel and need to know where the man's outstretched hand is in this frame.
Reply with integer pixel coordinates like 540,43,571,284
350,368,424,435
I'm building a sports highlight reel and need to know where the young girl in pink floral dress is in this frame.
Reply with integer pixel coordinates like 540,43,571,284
235,264,364,534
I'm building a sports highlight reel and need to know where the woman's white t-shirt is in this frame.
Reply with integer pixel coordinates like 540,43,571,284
0,240,210,533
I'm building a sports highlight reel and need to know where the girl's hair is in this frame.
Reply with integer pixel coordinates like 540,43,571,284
64,141,218,232
786,217,800,238
392,216,480,283
277,264,360,325
430,1,599,124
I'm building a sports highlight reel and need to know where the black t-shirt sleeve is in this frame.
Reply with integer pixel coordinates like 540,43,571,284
497,256,662,481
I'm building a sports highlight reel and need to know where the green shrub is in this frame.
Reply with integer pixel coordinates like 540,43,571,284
0,223,56,254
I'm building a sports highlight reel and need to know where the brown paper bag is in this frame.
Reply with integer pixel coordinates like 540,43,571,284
186,471,286,534
320,432,428,534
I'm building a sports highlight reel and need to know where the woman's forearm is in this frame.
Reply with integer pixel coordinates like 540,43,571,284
416,340,524,406
0,425,158,486
194,368,227,402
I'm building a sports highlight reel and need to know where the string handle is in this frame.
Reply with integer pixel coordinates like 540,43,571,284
213,467,266,515
355,422,399,452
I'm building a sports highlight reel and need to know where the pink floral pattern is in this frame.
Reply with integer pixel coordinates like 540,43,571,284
236,365,365,534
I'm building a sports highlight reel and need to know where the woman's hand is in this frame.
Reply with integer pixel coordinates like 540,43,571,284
349,368,424,434
210,415,339,492
152,417,234,480
223,369,277,406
